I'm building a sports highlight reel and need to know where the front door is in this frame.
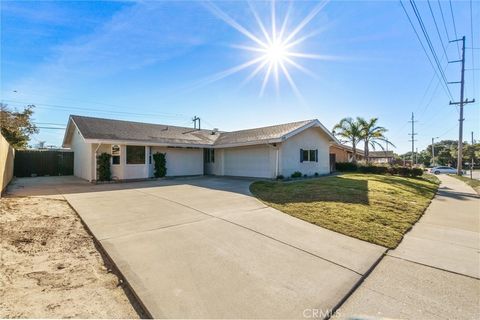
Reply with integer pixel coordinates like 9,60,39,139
329,153,336,173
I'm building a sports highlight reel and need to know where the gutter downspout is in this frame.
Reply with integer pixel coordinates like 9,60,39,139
93,143,102,181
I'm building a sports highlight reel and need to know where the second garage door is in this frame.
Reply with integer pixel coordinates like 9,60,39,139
223,145,273,178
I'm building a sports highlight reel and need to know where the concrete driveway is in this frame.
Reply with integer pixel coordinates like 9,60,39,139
9,176,385,319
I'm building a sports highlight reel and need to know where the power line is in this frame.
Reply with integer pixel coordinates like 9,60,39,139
2,99,191,120
399,0,453,100
470,0,476,97
437,0,451,42
427,0,448,60
448,0,461,57
409,0,453,99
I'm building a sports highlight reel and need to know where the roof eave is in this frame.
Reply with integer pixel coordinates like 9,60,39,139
213,138,282,148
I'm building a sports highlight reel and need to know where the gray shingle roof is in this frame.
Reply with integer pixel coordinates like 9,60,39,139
213,120,315,146
65,115,323,147
70,115,218,146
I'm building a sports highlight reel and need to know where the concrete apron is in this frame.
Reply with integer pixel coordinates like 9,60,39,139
59,177,386,319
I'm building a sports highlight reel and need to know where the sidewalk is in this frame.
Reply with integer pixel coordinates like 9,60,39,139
338,175,480,319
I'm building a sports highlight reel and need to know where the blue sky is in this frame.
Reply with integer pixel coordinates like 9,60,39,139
1,0,478,153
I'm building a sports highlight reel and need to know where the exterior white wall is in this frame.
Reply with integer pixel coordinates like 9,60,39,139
279,127,330,177
71,127,92,181
94,144,148,180
221,145,277,178
151,147,203,176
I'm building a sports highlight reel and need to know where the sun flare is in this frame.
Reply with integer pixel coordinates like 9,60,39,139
203,0,332,97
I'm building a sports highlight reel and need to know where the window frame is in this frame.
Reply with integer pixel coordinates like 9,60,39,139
300,148,318,163
126,145,146,165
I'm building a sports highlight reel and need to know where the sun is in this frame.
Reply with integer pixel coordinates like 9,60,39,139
264,41,288,64
202,0,332,97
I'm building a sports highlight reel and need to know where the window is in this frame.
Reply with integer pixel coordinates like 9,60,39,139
300,149,318,162
126,146,146,164
204,148,215,163
111,145,120,165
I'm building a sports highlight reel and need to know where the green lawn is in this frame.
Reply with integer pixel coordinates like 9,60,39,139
449,174,480,194
250,173,439,249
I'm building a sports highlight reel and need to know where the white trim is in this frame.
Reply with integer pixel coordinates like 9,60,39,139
62,117,87,147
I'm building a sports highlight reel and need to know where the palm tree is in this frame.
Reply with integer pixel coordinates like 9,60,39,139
332,117,362,163
357,117,395,163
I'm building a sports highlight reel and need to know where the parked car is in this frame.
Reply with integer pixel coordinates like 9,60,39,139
429,166,459,175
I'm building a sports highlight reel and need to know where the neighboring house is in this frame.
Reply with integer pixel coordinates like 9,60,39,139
62,115,340,181
329,144,365,164
368,151,395,164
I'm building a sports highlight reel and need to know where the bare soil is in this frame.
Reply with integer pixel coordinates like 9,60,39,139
0,196,143,318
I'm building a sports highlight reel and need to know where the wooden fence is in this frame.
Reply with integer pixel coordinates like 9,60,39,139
14,150,74,177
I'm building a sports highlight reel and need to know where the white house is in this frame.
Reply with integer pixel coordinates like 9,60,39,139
62,115,340,181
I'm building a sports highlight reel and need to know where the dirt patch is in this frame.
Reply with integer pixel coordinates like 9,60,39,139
0,196,143,318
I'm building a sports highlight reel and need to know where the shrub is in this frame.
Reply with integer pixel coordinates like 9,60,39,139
412,168,424,177
388,166,399,175
397,166,411,177
97,153,111,181
153,152,167,178
314,172,319,177
335,162,358,172
358,165,388,174
291,171,302,178
276,175,284,180
303,174,308,178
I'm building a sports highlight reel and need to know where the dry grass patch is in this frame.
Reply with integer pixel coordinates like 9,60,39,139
250,173,439,248
0,196,143,318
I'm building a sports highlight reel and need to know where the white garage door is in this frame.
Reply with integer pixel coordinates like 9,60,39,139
224,146,272,178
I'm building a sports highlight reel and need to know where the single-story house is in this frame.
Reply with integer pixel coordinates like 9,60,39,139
62,115,340,181
329,144,365,163
368,151,395,164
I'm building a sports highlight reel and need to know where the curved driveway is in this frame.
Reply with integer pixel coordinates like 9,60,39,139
9,176,385,319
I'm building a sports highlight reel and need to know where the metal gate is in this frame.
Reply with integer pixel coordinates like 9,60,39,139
14,150,74,177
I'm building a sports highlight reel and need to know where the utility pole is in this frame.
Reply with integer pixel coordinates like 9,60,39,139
448,36,476,175
408,112,417,164
415,147,418,166
192,116,201,130
431,136,439,166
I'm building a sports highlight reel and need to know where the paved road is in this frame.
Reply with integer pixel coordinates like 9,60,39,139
339,175,480,319
8,176,385,319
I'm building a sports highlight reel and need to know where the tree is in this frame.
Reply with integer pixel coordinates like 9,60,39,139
332,117,362,163
357,117,395,163
0,104,38,148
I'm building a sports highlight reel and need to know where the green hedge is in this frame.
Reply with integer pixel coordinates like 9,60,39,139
153,152,167,178
97,153,111,181
335,162,423,177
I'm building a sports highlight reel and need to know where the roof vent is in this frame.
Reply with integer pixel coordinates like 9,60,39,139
211,128,219,135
